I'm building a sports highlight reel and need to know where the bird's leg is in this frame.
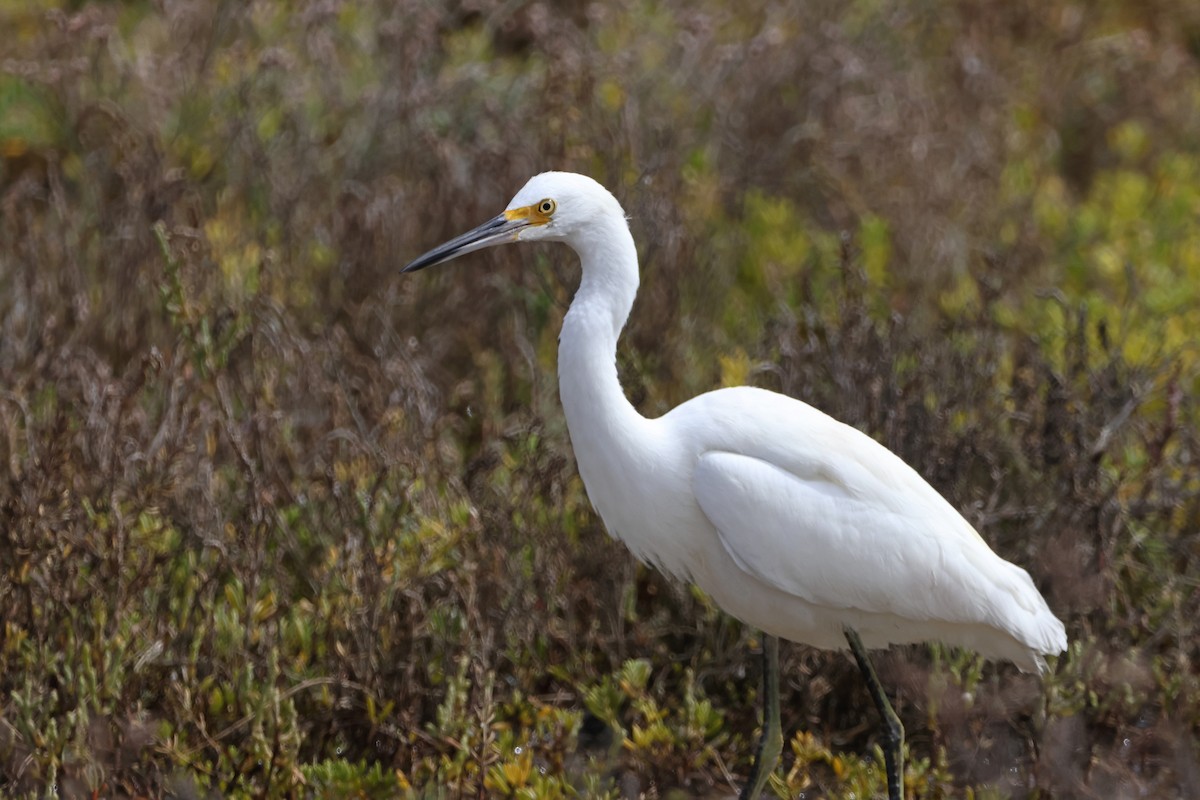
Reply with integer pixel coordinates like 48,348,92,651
844,627,904,800
739,634,782,800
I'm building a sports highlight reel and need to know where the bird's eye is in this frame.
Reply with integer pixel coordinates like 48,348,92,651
538,199,556,215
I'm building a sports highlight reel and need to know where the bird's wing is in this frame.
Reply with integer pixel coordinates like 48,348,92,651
693,450,1017,624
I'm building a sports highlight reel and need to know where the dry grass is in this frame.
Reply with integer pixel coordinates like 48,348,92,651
1,1,1199,797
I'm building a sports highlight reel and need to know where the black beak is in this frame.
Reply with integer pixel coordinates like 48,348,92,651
402,213,530,273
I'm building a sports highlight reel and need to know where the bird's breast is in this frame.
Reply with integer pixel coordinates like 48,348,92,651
568,421,712,584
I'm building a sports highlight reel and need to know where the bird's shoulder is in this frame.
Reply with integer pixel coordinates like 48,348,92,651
663,385,837,440
666,385,983,540
666,386,907,487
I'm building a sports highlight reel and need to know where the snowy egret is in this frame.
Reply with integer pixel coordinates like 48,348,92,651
403,172,1067,799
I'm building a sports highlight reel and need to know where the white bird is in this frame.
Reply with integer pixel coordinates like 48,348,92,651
403,172,1067,800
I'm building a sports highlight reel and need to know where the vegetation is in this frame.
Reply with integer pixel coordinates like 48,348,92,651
2,0,1199,797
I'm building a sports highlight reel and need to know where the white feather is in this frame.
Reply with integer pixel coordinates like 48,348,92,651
407,171,1068,677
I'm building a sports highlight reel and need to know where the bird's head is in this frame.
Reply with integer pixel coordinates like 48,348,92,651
402,171,625,273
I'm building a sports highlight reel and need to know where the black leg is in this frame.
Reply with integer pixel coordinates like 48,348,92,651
739,634,782,800
844,627,904,800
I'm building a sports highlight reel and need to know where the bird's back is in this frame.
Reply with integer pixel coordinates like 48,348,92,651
630,386,1068,671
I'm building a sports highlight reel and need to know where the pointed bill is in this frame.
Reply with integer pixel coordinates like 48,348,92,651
402,205,548,273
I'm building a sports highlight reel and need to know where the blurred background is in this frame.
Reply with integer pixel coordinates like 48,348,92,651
2,1,1199,797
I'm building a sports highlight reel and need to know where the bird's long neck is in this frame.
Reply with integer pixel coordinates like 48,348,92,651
557,216,647,446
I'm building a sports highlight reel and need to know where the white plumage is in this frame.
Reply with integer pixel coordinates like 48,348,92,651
404,170,1067,799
